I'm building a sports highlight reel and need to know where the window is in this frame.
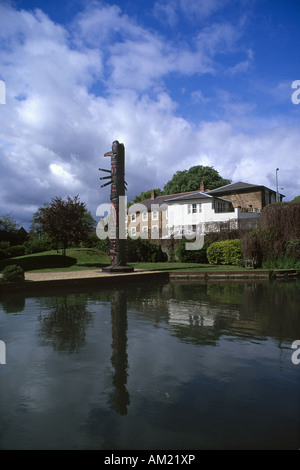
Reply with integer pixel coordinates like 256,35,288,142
214,201,227,213
151,225,158,232
142,226,148,233
142,211,148,221
265,190,269,205
188,203,201,214
131,227,136,236
152,210,158,220
131,213,136,222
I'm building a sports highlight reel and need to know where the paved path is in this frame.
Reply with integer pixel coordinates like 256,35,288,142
24,268,150,282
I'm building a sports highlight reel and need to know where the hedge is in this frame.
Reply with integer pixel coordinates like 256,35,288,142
176,237,209,263
1,265,25,282
207,239,243,265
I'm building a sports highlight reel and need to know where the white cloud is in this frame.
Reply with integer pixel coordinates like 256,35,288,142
0,1,299,228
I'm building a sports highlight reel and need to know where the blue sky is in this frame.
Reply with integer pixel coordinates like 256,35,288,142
0,0,299,228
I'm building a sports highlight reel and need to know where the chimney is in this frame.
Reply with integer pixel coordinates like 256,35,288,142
200,181,205,192
151,189,156,199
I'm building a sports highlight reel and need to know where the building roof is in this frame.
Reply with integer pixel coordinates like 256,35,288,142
208,181,284,196
138,190,231,210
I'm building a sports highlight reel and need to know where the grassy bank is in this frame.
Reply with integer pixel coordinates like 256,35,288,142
0,248,253,273
0,248,110,272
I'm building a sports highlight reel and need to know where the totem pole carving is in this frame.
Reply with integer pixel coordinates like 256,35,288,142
100,140,133,272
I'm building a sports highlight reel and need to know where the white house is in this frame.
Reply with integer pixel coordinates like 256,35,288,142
127,184,262,240
165,191,260,237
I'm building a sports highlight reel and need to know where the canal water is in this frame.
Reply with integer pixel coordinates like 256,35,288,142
0,279,299,450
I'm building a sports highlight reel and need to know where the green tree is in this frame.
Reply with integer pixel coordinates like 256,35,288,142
0,213,20,232
34,196,94,256
130,188,163,205
292,195,300,202
163,165,231,195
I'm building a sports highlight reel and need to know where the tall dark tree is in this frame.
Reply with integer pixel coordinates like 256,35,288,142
163,165,231,195
34,196,94,255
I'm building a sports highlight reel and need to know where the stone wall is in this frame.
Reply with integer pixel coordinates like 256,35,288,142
220,190,263,211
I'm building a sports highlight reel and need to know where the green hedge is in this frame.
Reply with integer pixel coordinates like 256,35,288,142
126,237,167,262
176,237,210,263
207,239,243,265
4,245,26,257
1,265,25,282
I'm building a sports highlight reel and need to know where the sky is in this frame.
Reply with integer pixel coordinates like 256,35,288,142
0,0,299,229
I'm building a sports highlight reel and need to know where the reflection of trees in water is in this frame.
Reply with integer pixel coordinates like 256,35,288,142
0,293,25,313
38,294,92,353
241,281,300,341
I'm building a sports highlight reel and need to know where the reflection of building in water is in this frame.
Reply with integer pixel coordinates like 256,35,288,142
109,290,130,415
167,300,241,327
168,300,216,327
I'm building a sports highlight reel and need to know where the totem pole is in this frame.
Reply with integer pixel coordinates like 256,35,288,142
100,140,134,272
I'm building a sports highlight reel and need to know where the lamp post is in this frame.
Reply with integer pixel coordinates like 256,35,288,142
276,168,279,202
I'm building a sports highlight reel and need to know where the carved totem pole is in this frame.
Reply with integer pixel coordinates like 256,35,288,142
100,140,134,272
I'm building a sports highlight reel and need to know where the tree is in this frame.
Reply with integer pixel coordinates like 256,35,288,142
0,213,20,232
130,188,163,205
163,165,231,195
34,196,94,255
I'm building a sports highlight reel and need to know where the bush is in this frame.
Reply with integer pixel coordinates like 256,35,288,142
241,202,300,269
126,238,167,262
1,265,25,282
207,239,243,265
176,237,210,263
242,229,263,267
24,235,53,254
4,245,26,257
82,233,110,254
0,249,8,260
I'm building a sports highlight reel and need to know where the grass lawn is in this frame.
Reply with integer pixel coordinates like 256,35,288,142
0,247,251,273
0,248,110,273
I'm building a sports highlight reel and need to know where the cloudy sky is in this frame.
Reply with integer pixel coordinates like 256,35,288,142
0,0,299,229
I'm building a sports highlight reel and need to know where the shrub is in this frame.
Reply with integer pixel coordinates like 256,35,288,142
242,229,263,267
4,245,26,257
176,237,210,263
0,249,8,261
1,265,25,282
207,239,243,265
241,203,300,269
24,235,53,254
207,241,225,265
126,238,167,262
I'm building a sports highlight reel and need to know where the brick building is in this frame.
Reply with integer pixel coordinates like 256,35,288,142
207,181,284,212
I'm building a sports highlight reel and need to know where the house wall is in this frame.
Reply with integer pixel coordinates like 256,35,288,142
214,189,278,211
167,202,259,235
127,204,168,238
218,190,263,211
127,196,260,240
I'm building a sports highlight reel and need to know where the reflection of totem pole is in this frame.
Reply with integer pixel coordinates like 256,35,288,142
100,140,133,272
109,289,130,415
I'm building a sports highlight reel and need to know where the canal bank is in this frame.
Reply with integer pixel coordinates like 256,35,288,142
0,268,299,294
